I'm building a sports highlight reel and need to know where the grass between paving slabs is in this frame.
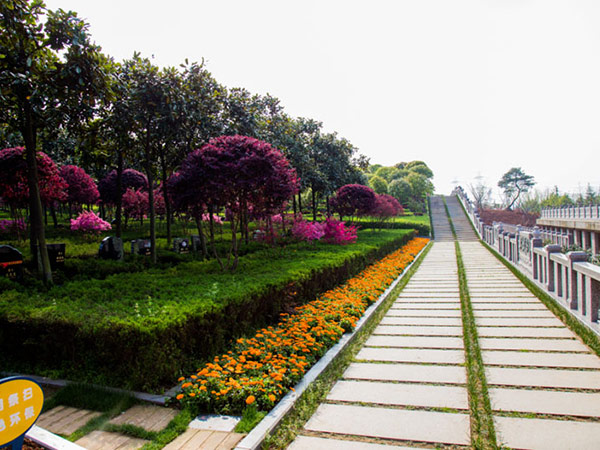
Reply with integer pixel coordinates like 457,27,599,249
41,383,190,448
260,242,433,449
0,229,415,391
443,198,497,449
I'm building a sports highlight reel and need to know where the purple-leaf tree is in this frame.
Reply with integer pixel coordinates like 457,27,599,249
59,165,100,215
0,147,67,232
330,184,376,222
98,169,148,206
370,194,404,228
172,135,298,270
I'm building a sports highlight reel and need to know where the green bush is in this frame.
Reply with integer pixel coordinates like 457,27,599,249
0,229,415,391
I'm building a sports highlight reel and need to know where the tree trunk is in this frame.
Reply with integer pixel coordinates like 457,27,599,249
312,187,317,222
144,126,157,264
194,215,207,260
298,193,302,216
22,107,52,283
293,195,297,217
207,205,223,269
326,195,331,218
159,152,172,245
50,204,58,228
115,149,124,241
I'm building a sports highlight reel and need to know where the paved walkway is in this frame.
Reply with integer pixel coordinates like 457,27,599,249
290,196,600,449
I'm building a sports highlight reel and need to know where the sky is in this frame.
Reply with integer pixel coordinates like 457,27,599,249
44,0,600,199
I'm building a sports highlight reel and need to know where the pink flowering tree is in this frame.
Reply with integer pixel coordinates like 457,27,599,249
330,184,376,222
59,165,100,216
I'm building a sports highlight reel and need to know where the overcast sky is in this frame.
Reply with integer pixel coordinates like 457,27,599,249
45,0,600,198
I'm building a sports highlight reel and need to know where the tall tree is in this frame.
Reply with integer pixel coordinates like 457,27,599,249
498,167,535,210
0,0,110,282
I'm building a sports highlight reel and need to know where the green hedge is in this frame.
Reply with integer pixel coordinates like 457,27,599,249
356,220,430,236
0,229,415,391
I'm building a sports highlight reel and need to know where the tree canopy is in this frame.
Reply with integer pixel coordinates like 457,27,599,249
498,167,535,210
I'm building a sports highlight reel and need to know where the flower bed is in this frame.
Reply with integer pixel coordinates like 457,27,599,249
175,237,429,414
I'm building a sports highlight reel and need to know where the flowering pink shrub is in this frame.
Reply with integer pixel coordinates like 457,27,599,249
70,211,111,234
323,219,358,245
201,213,223,224
0,219,26,234
292,220,325,242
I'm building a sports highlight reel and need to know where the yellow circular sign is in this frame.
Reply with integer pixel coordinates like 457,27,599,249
0,377,44,447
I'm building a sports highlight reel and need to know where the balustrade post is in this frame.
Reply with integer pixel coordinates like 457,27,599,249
532,227,543,279
545,245,562,292
567,251,589,311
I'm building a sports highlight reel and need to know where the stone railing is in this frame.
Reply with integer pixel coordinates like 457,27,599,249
454,187,600,334
541,205,600,219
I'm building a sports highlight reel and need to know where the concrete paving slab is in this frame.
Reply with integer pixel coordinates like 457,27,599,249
288,436,413,450
373,325,463,336
391,302,460,309
473,309,556,318
470,297,540,303
476,317,565,327
495,415,600,450
327,380,468,409
366,335,464,349
393,297,461,303
479,338,589,352
344,362,467,384
386,309,462,317
486,366,600,390
477,326,575,338
472,303,546,310
396,293,460,299
37,406,102,436
304,404,470,446
380,317,462,326
483,350,600,369
357,347,464,364
109,405,178,432
490,387,600,417
75,431,149,450
189,414,240,431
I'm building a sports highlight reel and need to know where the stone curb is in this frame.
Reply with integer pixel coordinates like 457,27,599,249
234,240,432,450
26,425,87,450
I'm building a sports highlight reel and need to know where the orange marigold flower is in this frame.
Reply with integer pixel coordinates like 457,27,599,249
268,394,276,402
246,395,256,405
176,394,184,400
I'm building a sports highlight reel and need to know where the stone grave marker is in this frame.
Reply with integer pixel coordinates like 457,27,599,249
131,239,152,256
98,236,123,260
35,243,65,271
173,237,190,254
0,245,23,281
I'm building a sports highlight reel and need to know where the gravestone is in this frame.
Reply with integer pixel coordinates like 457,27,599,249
131,239,152,256
0,245,23,281
98,236,123,260
173,237,190,254
35,243,65,271
190,235,202,253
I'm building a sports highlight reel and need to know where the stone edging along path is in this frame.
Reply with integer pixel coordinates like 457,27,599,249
234,239,433,450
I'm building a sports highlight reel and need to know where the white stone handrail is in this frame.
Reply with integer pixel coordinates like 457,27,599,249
541,205,600,219
454,187,600,335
